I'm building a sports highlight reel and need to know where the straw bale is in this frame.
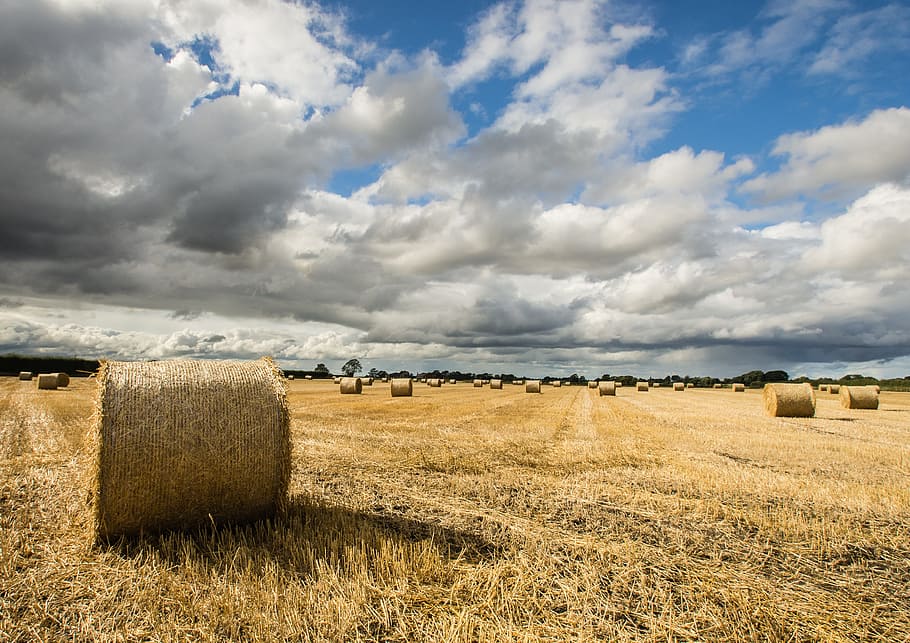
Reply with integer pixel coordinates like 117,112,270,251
54,372,70,387
732,383,745,392
819,385,829,392
828,384,840,394
18,371,33,380
587,381,597,389
763,383,816,418
449,379,457,384
713,383,723,389
427,378,442,387
36,374,58,390
89,358,289,539
652,383,661,388
615,382,622,388
526,380,541,393
304,375,312,380
390,378,413,397
686,383,694,388
598,381,616,396
287,374,295,380
333,377,341,384
673,382,685,391
636,382,648,392
552,381,562,388
340,377,363,394
490,379,503,389
473,379,483,387
840,386,878,410
362,377,373,386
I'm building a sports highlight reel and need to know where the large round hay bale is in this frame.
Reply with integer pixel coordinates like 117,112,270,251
449,379,457,384
490,379,503,389
652,383,661,388
362,377,374,386
598,381,615,396
636,382,648,392
18,371,33,381
840,386,878,410
819,384,829,392
90,358,289,539
340,377,363,394
36,374,58,390
713,383,723,389
673,382,685,391
473,379,483,387
763,383,816,418
390,378,413,397
427,378,442,387
551,380,562,388
287,374,295,380
587,381,597,389
686,383,694,388
526,380,541,393
53,372,70,387
732,383,745,392
828,384,840,394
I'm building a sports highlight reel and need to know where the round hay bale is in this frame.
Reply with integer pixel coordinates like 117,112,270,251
636,382,648,392
362,377,374,386
53,372,70,387
419,378,427,383
333,377,341,384
287,374,295,380
473,379,483,387
673,382,685,391
526,380,541,393
652,383,661,389
381,377,389,383
490,379,503,389
615,382,622,388
449,379,457,384
598,381,615,396
763,383,816,418
713,383,723,389
828,384,840,394
840,386,878,410
304,375,312,380
686,383,694,388
390,378,413,397
587,381,597,389
90,358,289,539
427,378,442,387
340,377,363,394
36,374,58,390
819,384,829,392
18,371,33,381
552,380,562,388
732,383,745,392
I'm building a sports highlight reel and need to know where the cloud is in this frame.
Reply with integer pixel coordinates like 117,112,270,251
808,3,910,75
741,107,910,200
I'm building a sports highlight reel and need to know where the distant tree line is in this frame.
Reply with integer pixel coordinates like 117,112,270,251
0,354,101,377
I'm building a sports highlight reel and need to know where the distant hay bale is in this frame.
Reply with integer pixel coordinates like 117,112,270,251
340,377,363,394
419,378,427,383
427,378,442,387
304,375,312,380
473,379,483,387
615,382,622,388
36,374,58,390
587,381,597,389
763,383,816,418
490,379,503,389
381,377,388,383
526,380,541,393
636,382,648,392
514,379,524,385
713,383,722,389
90,358,289,539
54,372,70,387
673,382,685,391
390,378,413,397
18,371,33,381
482,379,490,385
362,377,373,386
333,377,341,384
828,384,840,394
287,374,295,380
686,383,694,388
652,383,661,388
552,381,562,388
819,385,829,392
449,379,457,384
598,381,616,396
732,383,745,392
840,386,878,410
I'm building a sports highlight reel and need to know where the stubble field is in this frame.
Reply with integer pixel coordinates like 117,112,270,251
1,376,909,642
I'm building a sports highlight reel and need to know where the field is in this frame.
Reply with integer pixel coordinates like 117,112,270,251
2,377,909,642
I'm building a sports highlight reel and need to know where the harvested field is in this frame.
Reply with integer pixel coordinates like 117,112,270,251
2,377,909,641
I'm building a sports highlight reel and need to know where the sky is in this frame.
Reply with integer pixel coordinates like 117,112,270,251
1,0,909,379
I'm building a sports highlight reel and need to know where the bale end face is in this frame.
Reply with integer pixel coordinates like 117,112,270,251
840,385,878,410
90,358,290,540
36,374,58,390
763,383,816,417
53,372,70,387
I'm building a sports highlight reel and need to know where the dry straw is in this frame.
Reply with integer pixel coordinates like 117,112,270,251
89,358,290,540
732,383,745,392
673,382,685,391
636,382,648,392
36,374,58,390
427,378,442,387
828,384,840,394
490,379,503,389
473,379,483,387
598,381,616,396
390,378,412,397
840,385,879,410
763,383,816,417
526,380,541,393
340,377,363,394
18,371,33,380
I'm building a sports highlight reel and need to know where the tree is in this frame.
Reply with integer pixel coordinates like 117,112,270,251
341,358,362,377
763,370,789,382
314,363,329,376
